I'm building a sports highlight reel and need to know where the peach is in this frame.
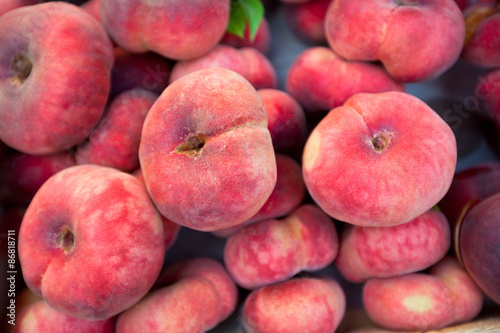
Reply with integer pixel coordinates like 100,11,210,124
438,162,500,229
325,0,465,82
302,91,457,227
110,47,172,97
285,47,405,113
224,204,338,289
284,0,332,45
242,276,346,333
336,209,451,283
132,167,181,252
76,88,158,171
462,5,500,67
0,151,76,205
459,192,500,304
99,0,230,60
213,154,306,238
0,2,113,155
116,258,237,333
139,68,277,232
258,88,308,155
169,44,278,89
18,165,165,320
363,256,483,331
221,17,271,54
14,299,115,333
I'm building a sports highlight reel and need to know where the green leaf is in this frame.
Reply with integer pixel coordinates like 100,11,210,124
227,0,264,41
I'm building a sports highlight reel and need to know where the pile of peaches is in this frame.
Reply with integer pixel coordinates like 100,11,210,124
1,0,499,332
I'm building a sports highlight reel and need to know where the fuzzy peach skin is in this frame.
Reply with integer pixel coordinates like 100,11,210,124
302,91,457,227
0,0,38,16
169,44,278,89
110,47,172,97
284,0,332,45
76,89,158,171
224,204,338,289
18,165,165,320
336,209,451,283
116,258,237,333
99,0,230,60
139,68,277,232
285,47,405,113
0,2,113,155
325,0,465,82
363,256,483,331
462,5,500,67
0,151,76,205
14,300,116,333
258,89,308,155
132,167,181,251
438,162,500,229
221,17,271,55
242,277,346,333
459,193,500,304
213,154,306,238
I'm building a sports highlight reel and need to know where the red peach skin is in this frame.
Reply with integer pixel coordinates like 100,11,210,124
336,209,451,283
224,204,339,289
14,300,116,333
258,88,308,155
243,277,346,333
363,257,483,331
169,44,278,89
462,5,500,68
116,258,237,333
81,0,100,22
459,193,500,304
302,91,457,227
286,47,405,113
213,154,306,238
284,0,332,45
18,165,165,320
325,0,465,82
99,0,230,60
221,17,271,54
0,2,114,155
139,68,277,232
0,151,76,205
76,89,158,171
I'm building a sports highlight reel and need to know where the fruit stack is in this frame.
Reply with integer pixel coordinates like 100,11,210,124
0,0,499,332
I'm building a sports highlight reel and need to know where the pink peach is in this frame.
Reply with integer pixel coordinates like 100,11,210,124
336,209,451,282
224,204,338,289
169,44,278,89
139,68,277,231
99,0,230,60
243,277,346,333
286,47,405,113
221,17,271,54
302,91,457,227
284,0,332,45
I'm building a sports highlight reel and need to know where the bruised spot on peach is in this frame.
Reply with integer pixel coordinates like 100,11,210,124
55,225,74,253
10,52,32,84
174,134,209,158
